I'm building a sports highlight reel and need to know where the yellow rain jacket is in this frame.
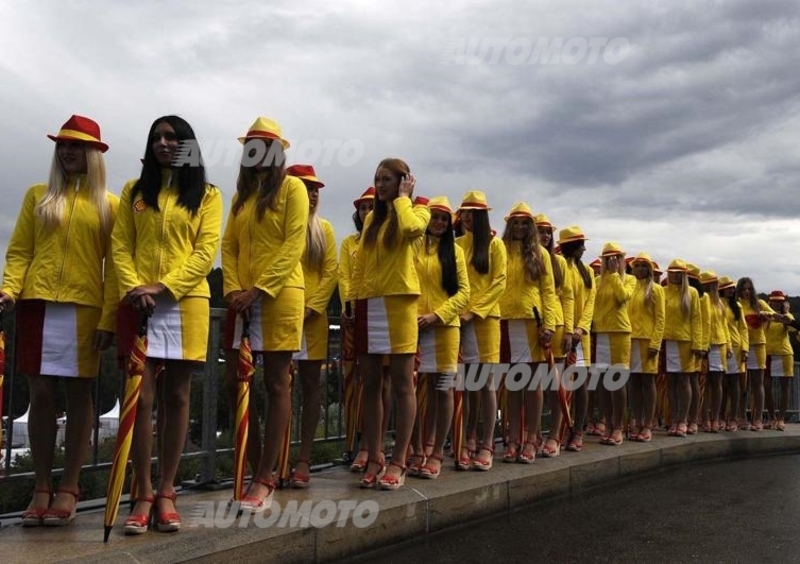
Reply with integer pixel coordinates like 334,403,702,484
499,242,558,331
663,285,702,349
221,176,308,298
414,236,470,326
707,297,732,348
2,178,119,332
765,314,795,356
552,253,575,334
338,232,360,305
699,293,711,351
301,218,338,315
352,196,430,298
628,279,665,350
723,300,748,354
593,272,633,333
114,172,223,301
565,260,596,336
456,232,507,320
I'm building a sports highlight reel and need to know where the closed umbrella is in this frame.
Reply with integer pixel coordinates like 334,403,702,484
234,319,255,500
104,313,149,542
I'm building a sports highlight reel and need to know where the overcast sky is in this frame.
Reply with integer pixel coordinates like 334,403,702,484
2,0,799,295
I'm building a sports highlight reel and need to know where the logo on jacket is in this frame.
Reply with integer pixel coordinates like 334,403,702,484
133,199,148,212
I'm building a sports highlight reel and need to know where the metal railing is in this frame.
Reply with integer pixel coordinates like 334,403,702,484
2,307,800,505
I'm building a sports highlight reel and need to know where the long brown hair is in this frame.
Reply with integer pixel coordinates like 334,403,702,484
362,158,410,249
233,140,286,219
502,216,544,282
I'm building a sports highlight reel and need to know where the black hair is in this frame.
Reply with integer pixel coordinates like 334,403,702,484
132,115,207,215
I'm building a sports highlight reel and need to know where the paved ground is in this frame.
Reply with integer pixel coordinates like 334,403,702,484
2,427,799,563
354,454,800,563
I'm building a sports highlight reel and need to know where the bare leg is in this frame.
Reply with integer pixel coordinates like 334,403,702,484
26,375,58,513
50,378,93,514
296,359,323,472
246,352,292,501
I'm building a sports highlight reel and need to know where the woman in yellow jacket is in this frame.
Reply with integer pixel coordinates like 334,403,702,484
286,164,339,488
593,242,633,446
455,191,506,471
718,276,747,431
283,164,338,488
347,158,429,490
339,187,389,472
534,214,574,457
764,290,794,431
220,118,308,510
627,253,665,443
113,115,222,534
699,271,731,432
662,259,702,438
736,277,772,431
556,226,596,452
686,264,708,435
499,203,558,463
411,197,469,478
0,115,117,526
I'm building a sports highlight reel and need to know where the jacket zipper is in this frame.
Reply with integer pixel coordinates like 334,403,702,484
55,178,81,300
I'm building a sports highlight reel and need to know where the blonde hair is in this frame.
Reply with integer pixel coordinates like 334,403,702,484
304,211,326,274
502,217,544,282
678,274,691,318
36,147,111,236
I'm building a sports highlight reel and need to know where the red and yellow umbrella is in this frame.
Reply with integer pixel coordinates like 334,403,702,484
104,313,149,543
342,303,359,457
234,319,255,501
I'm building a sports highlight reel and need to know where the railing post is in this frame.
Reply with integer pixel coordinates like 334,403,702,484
199,309,222,485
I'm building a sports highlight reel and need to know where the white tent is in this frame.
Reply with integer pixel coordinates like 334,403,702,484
11,404,30,448
97,399,120,442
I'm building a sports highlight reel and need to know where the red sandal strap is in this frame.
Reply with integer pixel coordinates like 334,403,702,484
155,491,177,502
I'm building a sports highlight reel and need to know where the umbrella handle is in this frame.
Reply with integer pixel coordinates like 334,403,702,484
137,312,150,338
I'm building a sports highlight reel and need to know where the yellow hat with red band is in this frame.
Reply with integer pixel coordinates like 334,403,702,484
286,164,324,188
631,252,656,269
601,242,624,257
353,187,375,208
667,259,688,272
557,226,588,245
504,202,534,222
700,270,718,284
718,275,735,290
686,263,701,280
238,117,290,149
47,115,108,153
458,190,492,211
427,196,455,222
534,213,554,231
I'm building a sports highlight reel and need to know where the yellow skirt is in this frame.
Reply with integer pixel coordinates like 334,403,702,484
664,340,694,373
355,295,418,355
769,354,794,377
594,332,631,369
747,343,767,371
294,311,329,361
630,338,658,374
552,325,566,360
418,325,460,373
226,286,304,352
460,316,500,363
